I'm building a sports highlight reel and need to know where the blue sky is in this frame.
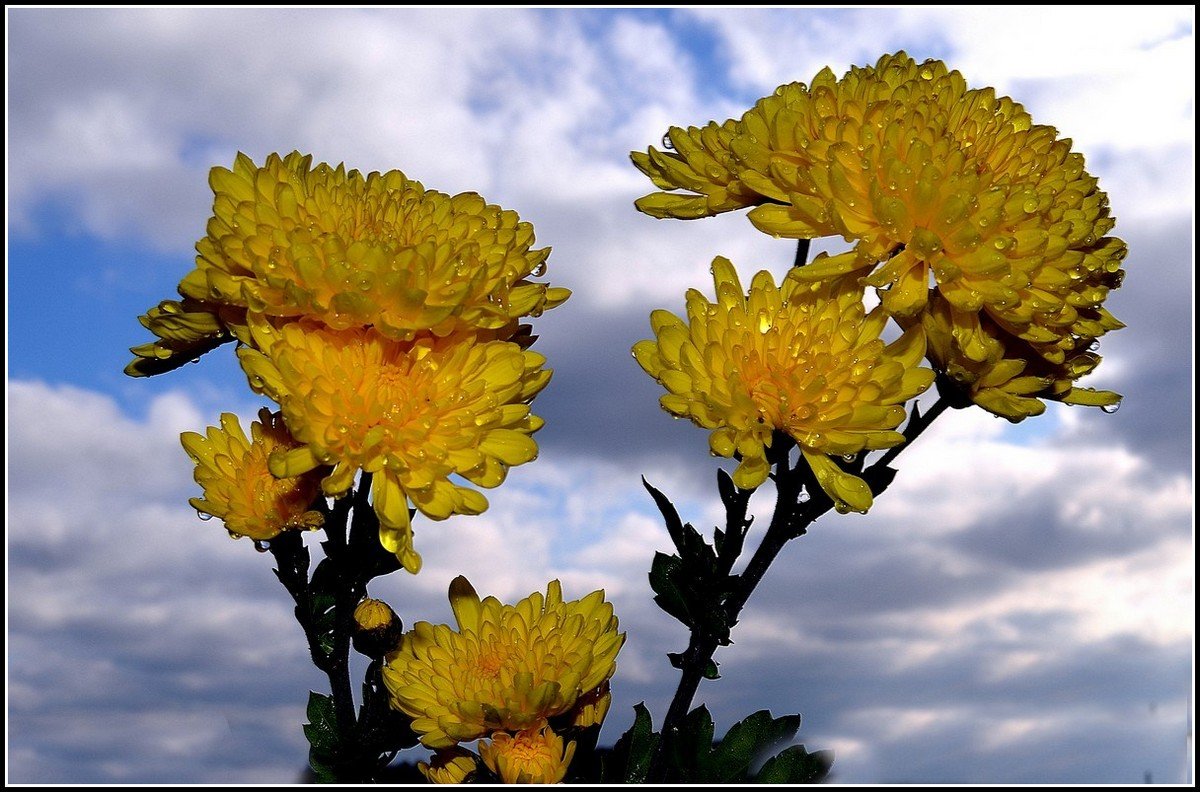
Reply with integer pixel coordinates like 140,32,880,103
6,7,1194,784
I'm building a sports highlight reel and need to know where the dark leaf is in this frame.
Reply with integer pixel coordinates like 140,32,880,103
602,703,659,783
303,691,340,754
702,659,721,680
663,705,715,782
649,552,693,627
709,711,800,781
754,745,834,783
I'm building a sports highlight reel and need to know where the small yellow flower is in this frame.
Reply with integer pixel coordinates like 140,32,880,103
382,576,625,748
633,257,933,513
238,320,550,573
419,747,479,784
478,727,576,784
914,289,1121,421
633,52,1127,367
180,409,324,541
127,151,568,374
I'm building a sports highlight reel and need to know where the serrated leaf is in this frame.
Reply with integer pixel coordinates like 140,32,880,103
754,745,834,784
664,705,715,782
649,552,693,627
307,751,338,784
303,691,340,754
709,711,800,780
603,703,659,783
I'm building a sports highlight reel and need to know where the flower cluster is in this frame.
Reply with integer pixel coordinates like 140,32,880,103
634,258,933,512
137,152,566,570
633,52,1124,420
383,577,624,783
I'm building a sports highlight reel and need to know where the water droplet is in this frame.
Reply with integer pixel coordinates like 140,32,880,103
661,133,675,151
198,512,214,521
1100,401,1121,414
1088,340,1100,352
797,489,811,503
253,540,270,553
531,261,547,277
842,453,856,463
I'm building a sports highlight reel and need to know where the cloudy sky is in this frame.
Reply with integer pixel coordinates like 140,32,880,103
6,7,1194,784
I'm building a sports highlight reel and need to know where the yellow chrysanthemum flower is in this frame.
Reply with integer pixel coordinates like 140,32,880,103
180,408,324,541
382,576,625,748
478,727,576,784
128,151,568,374
633,52,1127,368
419,747,479,784
633,257,934,513
913,289,1121,421
238,320,549,573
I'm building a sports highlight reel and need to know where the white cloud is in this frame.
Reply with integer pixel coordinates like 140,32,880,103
7,377,1192,782
6,6,1193,783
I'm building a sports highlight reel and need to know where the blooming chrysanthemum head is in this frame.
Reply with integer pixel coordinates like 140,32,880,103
238,320,550,573
188,151,567,338
127,151,568,376
418,747,479,784
180,409,324,541
633,257,934,513
915,289,1121,421
478,727,576,784
381,576,625,748
633,52,1127,367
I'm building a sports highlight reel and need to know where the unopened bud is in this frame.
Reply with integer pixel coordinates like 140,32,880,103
352,597,403,658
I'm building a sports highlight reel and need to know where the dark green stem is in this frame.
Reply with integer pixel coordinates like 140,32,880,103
650,394,950,779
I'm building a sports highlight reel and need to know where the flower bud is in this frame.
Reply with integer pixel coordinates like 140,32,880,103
352,598,403,658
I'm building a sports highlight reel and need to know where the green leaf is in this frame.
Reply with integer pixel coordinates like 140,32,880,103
663,705,715,782
702,659,721,680
754,745,834,783
307,752,338,784
708,711,800,781
303,691,340,754
603,703,659,783
649,551,693,626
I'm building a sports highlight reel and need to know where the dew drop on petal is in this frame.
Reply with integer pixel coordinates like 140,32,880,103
1088,340,1100,351
198,512,214,521
253,540,270,553
661,133,674,151
1100,401,1121,414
